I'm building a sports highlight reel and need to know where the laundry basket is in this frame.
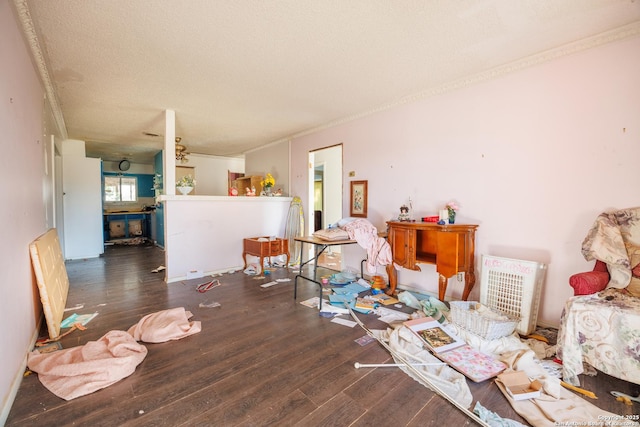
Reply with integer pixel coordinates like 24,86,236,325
449,301,519,340
479,255,546,336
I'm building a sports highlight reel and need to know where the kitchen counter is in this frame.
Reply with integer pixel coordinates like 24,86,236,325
104,210,154,215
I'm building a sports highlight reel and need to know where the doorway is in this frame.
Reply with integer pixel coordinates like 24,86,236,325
308,144,343,270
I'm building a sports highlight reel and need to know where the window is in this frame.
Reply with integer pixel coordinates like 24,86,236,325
104,176,137,202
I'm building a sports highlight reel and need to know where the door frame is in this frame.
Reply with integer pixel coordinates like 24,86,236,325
307,144,343,265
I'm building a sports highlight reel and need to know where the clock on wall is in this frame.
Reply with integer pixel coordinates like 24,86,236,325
118,160,131,171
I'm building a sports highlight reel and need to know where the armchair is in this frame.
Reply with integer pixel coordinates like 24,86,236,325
573,207,640,297
558,207,640,386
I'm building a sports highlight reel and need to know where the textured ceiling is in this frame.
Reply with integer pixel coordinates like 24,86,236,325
16,0,640,163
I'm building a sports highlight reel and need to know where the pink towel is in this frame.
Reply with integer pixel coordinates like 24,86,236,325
27,330,147,400
127,307,201,343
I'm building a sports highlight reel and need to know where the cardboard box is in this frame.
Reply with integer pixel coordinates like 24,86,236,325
497,371,542,400
129,219,143,236
109,220,125,238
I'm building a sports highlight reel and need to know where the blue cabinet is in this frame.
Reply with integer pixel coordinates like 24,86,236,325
104,212,152,241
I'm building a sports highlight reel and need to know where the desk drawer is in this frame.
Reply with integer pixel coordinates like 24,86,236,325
269,240,283,253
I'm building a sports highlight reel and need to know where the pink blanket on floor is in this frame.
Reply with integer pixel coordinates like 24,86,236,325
127,307,201,343
27,330,147,401
28,307,202,400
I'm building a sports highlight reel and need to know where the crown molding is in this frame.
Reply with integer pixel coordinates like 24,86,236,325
398,21,640,106
13,0,68,140
282,21,640,145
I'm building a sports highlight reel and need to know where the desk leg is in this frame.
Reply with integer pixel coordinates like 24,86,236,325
294,275,323,310
293,241,327,311
313,245,320,281
438,274,448,301
298,240,304,272
439,272,475,301
294,242,304,301
462,269,475,301
386,264,397,296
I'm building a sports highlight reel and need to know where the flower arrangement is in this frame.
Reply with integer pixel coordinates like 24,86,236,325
446,201,459,215
446,201,459,224
176,175,196,187
261,173,275,189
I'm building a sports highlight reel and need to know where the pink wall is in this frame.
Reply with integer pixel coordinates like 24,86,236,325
291,35,640,327
0,1,51,420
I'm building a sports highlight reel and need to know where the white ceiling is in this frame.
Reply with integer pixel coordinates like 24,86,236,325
16,0,640,163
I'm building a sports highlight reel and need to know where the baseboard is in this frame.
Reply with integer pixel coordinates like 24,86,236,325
166,265,245,283
0,322,40,425
535,319,560,330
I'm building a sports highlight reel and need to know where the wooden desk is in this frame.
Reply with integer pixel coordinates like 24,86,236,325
243,237,289,269
386,221,479,301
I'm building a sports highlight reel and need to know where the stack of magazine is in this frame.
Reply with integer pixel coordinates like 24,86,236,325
404,317,506,382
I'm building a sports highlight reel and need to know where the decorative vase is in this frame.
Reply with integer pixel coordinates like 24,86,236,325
448,210,456,224
264,186,272,196
177,186,193,195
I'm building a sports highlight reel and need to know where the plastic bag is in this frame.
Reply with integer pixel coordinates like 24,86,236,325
397,291,421,309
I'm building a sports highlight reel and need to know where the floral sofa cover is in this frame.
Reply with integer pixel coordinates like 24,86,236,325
557,207,640,386
580,207,640,295
558,288,640,386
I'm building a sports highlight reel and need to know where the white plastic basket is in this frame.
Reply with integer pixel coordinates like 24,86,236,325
480,255,546,336
449,301,519,340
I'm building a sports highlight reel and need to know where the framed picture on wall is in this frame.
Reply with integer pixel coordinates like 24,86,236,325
350,180,368,218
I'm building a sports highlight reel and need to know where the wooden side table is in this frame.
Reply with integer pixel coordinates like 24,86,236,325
243,237,290,269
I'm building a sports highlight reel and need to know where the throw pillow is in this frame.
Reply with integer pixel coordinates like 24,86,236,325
569,271,609,296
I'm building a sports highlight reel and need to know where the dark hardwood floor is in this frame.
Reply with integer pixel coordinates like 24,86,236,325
6,244,639,426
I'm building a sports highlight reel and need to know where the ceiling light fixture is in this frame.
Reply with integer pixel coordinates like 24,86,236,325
175,137,189,163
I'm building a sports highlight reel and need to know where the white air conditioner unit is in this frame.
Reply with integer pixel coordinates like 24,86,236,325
479,255,547,336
